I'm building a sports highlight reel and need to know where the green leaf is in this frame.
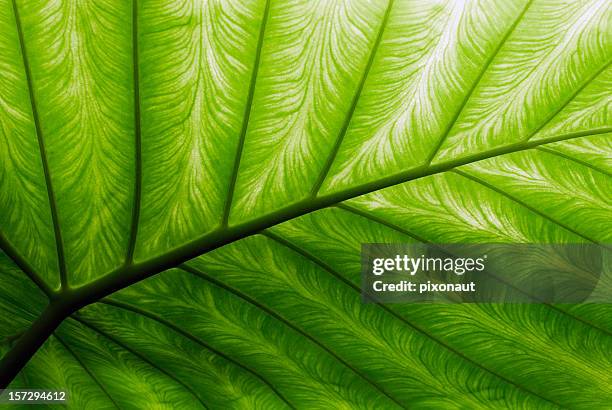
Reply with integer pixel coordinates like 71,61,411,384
1,0,611,408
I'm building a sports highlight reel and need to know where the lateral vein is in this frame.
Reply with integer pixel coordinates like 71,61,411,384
53,332,120,409
425,0,534,166
262,229,562,407
452,169,605,247
126,0,142,264
524,60,611,142
180,264,404,409
337,203,612,337
310,0,395,197
11,0,68,289
536,146,612,178
70,315,208,409
100,298,295,410
0,232,54,298
222,0,272,227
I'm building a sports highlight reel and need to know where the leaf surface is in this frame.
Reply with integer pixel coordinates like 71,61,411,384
0,0,611,407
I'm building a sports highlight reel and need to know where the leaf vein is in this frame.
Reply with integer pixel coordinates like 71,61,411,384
337,203,612,337
53,333,120,409
524,60,611,143
0,232,54,298
70,315,208,409
425,0,534,166
310,0,395,197
451,169,605,246
65,128,611,311
536,147,611,177
222,0,272,227
99,298,295,409
262,229,563,407
126,0,142,265
10,0,67,288
179,264,404,409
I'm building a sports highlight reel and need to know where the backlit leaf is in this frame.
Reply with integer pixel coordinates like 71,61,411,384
1,0,610,408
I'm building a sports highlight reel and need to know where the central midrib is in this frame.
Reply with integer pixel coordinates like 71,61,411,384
55,126,611,313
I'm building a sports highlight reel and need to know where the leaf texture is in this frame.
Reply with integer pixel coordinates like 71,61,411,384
321,0,528,193
0,0,611,408
433,0,610,163
533,66,611,140
229,0,388,223
16,0,135,285
136,0,266,259
0,0,59,288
